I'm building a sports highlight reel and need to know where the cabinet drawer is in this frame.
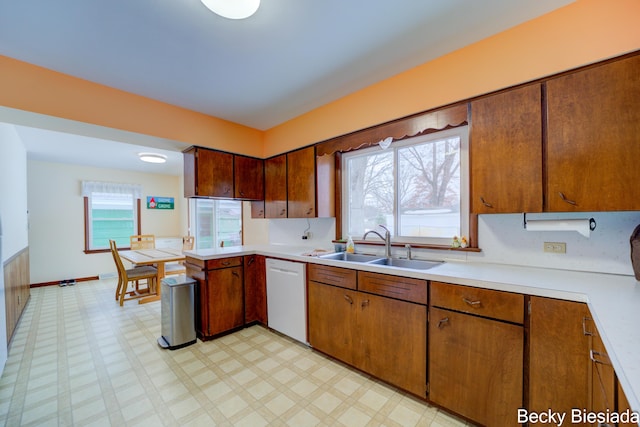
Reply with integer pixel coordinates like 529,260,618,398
206,256,243,270
431,282,524,324
358,271,427,305
308,264,356,290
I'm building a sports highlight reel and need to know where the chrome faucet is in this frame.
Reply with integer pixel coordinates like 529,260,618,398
362,225,392,259
405,244,412,260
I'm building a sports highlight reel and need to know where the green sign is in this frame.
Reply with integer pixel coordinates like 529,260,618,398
147,196,174,210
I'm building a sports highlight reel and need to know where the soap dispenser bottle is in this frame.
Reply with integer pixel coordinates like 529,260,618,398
346,236,355,253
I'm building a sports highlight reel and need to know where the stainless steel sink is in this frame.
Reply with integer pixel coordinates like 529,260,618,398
319,252,442,270
368,257,443,270
319,252,383,263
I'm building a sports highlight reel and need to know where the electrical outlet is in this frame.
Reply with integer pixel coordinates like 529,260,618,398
544,242,566,253
301,231,312,240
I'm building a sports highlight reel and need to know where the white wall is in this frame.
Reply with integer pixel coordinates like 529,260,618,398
27,160,187,283
0,123,29,373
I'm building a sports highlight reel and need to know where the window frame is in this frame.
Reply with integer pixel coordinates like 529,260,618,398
341,126,469,247
189,198,243,249
83,196,141,254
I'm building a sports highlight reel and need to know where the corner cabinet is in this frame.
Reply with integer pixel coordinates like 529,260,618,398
546,54,640,212
287,146,316,218
470,84,543,214
529,296,590,418
234,155,264,200
307,265,427,397
264,154,288,218
186,256,245,340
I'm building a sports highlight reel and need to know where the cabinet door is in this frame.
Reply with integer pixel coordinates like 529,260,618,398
429,307,523,426
265,154,287,218
234,155,264,200
590,331,615,425
617,382,636,427
185,148,234,198
470,84,543,213
244,255,266,324
206,266,244,336
287,146,316,218
547,55,640,211
308,281,356,365
529,297,590,418
358,293,427,397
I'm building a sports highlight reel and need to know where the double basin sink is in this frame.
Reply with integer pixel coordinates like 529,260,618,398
319,251,442,271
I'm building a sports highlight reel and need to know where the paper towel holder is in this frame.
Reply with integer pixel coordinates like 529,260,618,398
523,213,597,233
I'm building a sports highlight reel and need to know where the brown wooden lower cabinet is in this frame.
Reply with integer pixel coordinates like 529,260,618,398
307,273,427,397
529,297,590,421
187,256,244,340
429,307,523,426
589,329,615,427
244,255,266,324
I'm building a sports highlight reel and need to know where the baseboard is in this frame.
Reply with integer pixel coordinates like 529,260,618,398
30,275,100,288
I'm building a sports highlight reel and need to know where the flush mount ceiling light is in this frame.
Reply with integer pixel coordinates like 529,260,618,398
200,0,260,19
138,153,167,164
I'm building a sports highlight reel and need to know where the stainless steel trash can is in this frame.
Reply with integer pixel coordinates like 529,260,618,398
158,275,197,350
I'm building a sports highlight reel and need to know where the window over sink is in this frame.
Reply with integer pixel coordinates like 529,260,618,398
342,127,469,246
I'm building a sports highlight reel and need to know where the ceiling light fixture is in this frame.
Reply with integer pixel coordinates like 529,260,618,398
200,0,260,19
138,153,167,164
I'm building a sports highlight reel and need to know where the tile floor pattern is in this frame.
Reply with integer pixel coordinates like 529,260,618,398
0,279,471,426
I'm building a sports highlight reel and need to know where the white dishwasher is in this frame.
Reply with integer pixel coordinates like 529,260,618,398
266,258,307,344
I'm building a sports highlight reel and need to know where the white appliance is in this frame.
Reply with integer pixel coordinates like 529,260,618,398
266,258,307,344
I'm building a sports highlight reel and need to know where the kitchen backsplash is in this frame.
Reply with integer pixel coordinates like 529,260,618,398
472,211,640,276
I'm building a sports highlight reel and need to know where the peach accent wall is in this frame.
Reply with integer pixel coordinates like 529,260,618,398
0,56,263,157
263,0,640,157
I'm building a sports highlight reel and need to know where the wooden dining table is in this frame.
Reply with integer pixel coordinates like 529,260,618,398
118,248,186,304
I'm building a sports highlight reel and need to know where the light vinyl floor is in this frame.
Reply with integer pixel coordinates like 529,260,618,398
0,279,469,426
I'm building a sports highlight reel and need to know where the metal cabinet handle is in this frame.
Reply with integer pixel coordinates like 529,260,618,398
582,316,594,336
590,350,611,366
344,294,353,305
247,257,255,266
224,187,231,194
306,207,313,215
280,209,286,216
222,261,230,266
232,271,240,279
558,192,577,206
361,299,370,309
438,317,449,329
462,297,481,307
480,197,493,208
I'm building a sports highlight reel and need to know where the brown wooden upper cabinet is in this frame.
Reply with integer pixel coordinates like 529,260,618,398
234,154,264,200
470,84,543,214
264,154,287,218
287,146,316,218
184,147,264,200
184,146,234,198
546,54,640,212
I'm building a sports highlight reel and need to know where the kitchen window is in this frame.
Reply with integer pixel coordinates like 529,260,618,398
342,127,469,246
82,181,141,252
190,199,242,249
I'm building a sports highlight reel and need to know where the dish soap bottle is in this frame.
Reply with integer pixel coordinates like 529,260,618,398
346,236,355,253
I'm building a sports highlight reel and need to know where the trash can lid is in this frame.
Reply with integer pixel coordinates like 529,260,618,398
161,275,197,287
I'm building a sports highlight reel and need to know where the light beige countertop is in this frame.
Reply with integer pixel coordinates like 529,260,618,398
184,244,640,412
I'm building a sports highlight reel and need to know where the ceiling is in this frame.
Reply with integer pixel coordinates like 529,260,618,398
0,0,573,174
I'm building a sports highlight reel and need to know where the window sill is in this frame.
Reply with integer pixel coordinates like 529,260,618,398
332,240,481,253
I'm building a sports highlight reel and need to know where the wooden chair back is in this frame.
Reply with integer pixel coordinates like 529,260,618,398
110,239,157,305
182,236,195,251
130,234,155,249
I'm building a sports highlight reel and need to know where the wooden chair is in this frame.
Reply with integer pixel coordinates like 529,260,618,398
110,240,158,306
165,236,195,276
130,234,155,249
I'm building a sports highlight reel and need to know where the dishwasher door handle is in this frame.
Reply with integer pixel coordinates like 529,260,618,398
268,267,300,276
